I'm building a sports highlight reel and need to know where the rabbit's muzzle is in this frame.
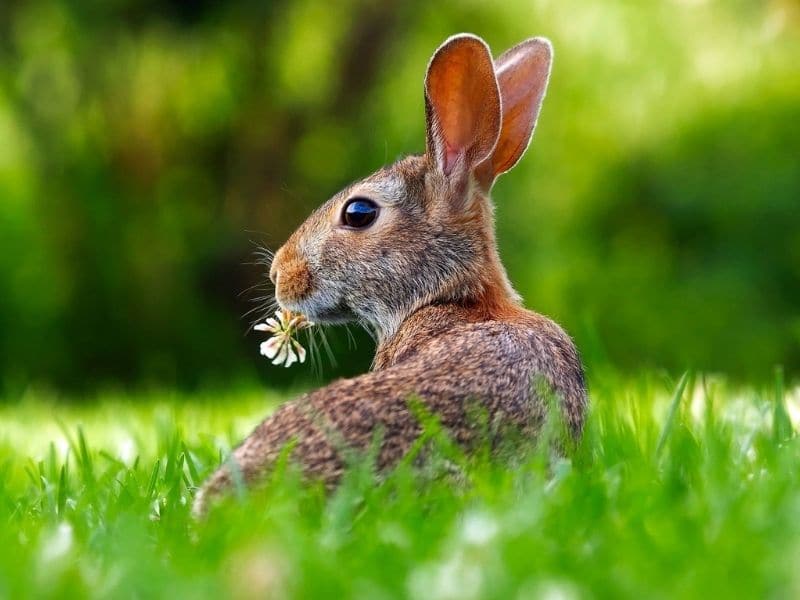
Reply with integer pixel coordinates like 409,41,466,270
270,245,312,305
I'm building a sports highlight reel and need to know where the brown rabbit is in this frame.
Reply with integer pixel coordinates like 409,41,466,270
193,34,587,516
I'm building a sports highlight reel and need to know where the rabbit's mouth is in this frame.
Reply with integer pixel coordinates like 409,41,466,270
279,295,354,325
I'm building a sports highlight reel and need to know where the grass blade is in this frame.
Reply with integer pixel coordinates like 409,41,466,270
146,460,161,500
77,427,95,487
182,443,200,485
773,365,793,442
57,463,68,516
655,371,691,459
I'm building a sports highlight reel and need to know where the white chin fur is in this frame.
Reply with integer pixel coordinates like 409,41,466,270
279,291,403,340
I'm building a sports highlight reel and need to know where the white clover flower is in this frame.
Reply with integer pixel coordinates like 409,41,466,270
254,309,314,368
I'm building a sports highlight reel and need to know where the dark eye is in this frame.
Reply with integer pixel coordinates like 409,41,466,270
342,197,379,229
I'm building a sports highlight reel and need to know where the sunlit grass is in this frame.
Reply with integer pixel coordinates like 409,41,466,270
1,371,798,598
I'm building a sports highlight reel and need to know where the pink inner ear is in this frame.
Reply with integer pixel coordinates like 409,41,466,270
425,35,501,178
444,144,461,176
490,38,552,178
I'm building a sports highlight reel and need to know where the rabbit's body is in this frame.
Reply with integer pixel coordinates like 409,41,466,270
196,303,584,510
194,35,587,516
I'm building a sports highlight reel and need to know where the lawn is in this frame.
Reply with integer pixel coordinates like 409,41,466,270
1,371,798,599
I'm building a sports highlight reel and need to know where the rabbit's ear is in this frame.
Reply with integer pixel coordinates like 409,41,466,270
483,37,552,181
424,34,501,178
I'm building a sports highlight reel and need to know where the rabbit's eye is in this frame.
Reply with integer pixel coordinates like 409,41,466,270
342,197,379,229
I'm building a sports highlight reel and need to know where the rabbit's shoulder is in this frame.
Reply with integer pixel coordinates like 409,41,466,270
374,305,586,428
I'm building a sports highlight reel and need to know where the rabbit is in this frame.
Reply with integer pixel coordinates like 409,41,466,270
193,33,587,517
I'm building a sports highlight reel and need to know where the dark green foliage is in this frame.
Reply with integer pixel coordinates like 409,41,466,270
567,101,800,374
0,1,798,392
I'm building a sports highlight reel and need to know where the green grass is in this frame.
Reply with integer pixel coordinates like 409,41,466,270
1,371,798,599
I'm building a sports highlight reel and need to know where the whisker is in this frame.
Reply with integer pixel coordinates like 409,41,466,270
239,241,280,333
357,318,379,344
305,328,324,379
245,259,271,268
248,241,276,266
243,298,279,333
242,300,271,319
238,283,272,299
343,323,358,350
317,326,337,368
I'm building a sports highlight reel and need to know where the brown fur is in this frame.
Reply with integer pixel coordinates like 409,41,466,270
270,243,311,303
193,34,586,517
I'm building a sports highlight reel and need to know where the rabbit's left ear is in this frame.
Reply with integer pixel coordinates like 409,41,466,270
424,34,501,178
479,38,553,185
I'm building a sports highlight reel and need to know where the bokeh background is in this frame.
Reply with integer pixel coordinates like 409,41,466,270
0,0,798,396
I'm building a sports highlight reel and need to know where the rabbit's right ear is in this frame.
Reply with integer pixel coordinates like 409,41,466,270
424,35,501,180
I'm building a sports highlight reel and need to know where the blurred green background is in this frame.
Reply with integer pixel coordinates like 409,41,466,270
0,0,798,395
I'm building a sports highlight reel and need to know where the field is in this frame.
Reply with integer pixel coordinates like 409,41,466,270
1,371,798,599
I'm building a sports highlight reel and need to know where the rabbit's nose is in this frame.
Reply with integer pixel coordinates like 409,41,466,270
269,261,279,285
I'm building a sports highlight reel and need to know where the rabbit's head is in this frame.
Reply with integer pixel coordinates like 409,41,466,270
269,34,552,338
